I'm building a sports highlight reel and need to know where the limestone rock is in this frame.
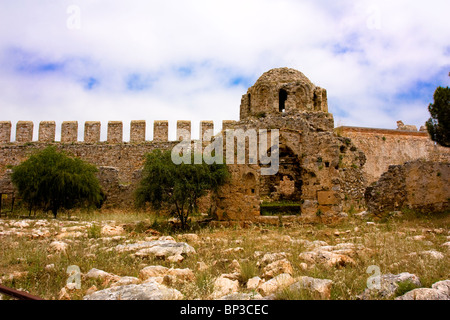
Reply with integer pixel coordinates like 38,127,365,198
178,233,199,243
289,276,334,299
84,268,120,282
419,250,444,260
358,272,421,300
210,275,240,299
129,240,196,259
48,241,69,254
247,276,263,290
83,280,184,300
299,250,355,268
167,254,184,263
101,225,125,236
262,259,294,279
164,268,195,285
395,280,450,300
139,266,169,280
257,252,289,268
257,273,295,297
441,242,450,249
139,266,194,286
110,276,141,288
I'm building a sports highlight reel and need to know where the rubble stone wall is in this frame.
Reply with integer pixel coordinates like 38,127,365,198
336,126,450,184
365,161,450,214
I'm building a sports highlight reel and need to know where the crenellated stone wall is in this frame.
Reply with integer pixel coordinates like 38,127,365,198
1,68,448,221
0,120,222,210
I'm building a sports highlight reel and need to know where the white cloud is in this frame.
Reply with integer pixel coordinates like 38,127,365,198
0,0,449,142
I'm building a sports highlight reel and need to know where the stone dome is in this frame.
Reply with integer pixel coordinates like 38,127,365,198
240,68,328,120
254,68,314,87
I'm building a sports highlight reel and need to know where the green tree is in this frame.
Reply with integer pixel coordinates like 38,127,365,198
426,85,450,147
11,146,104,217
135,149,229,229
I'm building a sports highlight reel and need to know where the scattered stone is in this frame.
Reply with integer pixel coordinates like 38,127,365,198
58,282,80,300
247,277,263,290
289,276,334,299
110,276,141,288
441,242,450,249
419,250,444,260
223,247,244,254
139,266,169,280
299,263,309,271
48,241,69,254
45,264,56,272
210,275,240,299
85,285,98,296
84,268,119,282
167,254,185,263
257,252,289,268
219,292,263,300
11,221,30,228
159,235,176,242
178,233,199,242
101,225,125,236
229,260,241,274
354,211,370,219
395,280,450,300
83,280,184,300
139,265,194,286
164,268,195,285
56,231,85,239
358,272,421,300
262,259,294,279
257,273,295,297
299,250,355,268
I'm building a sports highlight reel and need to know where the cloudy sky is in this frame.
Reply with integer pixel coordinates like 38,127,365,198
0,0,449,141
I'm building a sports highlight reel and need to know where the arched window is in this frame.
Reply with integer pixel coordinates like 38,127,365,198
244,172,256,195
279,89,287,112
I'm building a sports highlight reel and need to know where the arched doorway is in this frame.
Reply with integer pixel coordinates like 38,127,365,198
243,172,257,195
260,145,302,202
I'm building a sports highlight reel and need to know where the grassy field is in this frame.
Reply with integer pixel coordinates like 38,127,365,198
0,209,449,300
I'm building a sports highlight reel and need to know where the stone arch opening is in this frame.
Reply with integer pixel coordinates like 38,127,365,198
243,172,257,195
260,145,302,202
279,89,287,112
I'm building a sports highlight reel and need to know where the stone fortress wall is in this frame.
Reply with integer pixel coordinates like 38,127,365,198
335,126,450,185
0,120,228,208
1,67,449,220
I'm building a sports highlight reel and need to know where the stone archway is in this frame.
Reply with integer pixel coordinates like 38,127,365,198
243,172,257,195
259,144,303,202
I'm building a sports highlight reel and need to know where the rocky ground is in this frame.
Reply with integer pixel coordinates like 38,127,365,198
0,211,449,300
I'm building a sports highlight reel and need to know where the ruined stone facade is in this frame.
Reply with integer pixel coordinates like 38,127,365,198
365,161,450,215
0,68,448,221
335,126,450,184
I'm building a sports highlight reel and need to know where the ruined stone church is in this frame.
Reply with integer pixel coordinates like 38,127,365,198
1,68,449,221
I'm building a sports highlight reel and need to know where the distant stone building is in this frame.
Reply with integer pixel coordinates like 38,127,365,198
0,67,449,221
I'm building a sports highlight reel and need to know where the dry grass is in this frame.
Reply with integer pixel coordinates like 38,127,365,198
0,209,448,300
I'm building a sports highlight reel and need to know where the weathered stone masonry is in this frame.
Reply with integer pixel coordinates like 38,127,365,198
1,67,449,220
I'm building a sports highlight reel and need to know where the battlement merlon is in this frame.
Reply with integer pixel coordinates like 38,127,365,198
0,120,231,144
0,121,11,143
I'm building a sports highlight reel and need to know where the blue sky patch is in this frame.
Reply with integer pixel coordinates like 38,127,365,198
83,77,100,90
8,48,66,75
126,73,155,91
228,75,254,88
